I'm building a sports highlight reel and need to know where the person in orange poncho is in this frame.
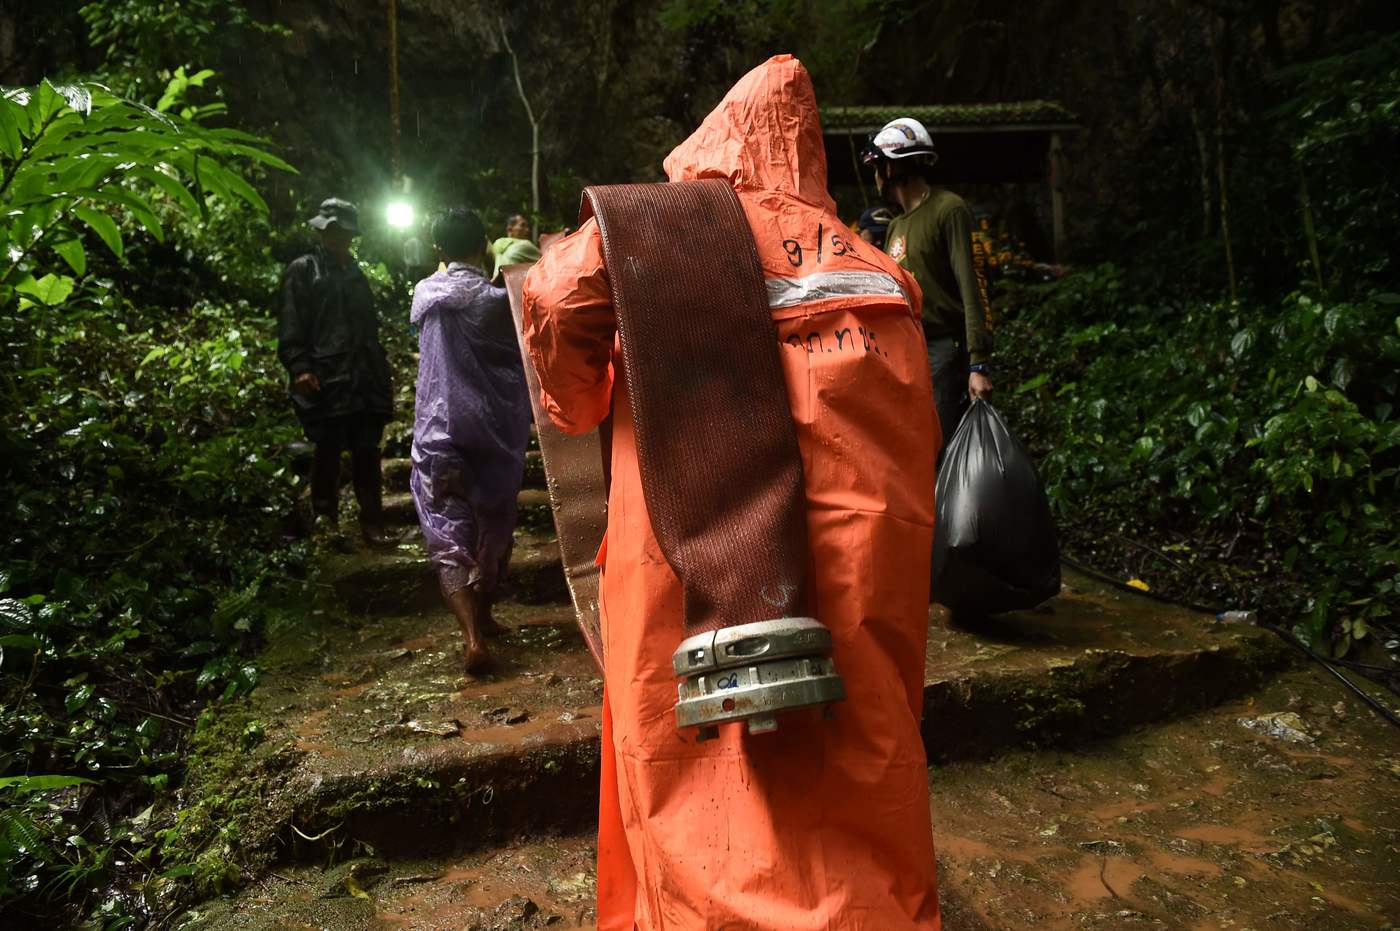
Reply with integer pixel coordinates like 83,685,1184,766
523,55,942,931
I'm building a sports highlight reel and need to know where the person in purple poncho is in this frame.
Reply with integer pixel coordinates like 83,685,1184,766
410,208,532,673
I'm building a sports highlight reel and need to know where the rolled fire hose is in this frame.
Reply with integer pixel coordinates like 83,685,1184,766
503,264,607,672
581,179,845,738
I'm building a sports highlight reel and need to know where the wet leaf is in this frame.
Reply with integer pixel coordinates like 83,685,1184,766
0,96,23,158
53,237,86,276
65,685,95,713
73,206,122,258
15,274,75,307
0,599,33,629
0,775,94,792
1016,373,1050,395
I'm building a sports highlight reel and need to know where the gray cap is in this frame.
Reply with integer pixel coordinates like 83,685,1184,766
308,197,359,234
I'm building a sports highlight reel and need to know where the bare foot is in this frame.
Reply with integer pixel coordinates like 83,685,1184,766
447,587,496,673
463,642,494,675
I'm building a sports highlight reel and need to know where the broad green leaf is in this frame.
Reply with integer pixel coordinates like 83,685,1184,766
219,140,297,174
53,236,86,276
34,80,63,122
1323,306,1345,335
1230,329,1253,357
1016,373,1050,395
0,775,95,792
64,684,95,713
200,161,267,212
6,198,57,239
0,599,31,628
56,153,123,193
0,97,23,158
0,634,40,650
15,273,75,306
73,206,122,257
52,83,93,118
189,152,230,205
90,189,164,242
132,166,199,214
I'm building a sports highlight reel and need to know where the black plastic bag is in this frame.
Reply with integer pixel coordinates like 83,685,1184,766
931,400,1060,615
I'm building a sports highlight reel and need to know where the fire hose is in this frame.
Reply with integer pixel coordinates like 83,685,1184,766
506,179,845,739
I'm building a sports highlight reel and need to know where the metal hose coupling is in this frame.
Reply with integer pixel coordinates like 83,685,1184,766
672,617,845,740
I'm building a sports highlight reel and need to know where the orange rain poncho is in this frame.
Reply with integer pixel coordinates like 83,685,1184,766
523,55,942,931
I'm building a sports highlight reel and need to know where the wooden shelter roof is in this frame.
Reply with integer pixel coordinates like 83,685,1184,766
820,101,1078,135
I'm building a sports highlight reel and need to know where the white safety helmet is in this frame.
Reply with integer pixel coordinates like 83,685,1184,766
861,117,939,166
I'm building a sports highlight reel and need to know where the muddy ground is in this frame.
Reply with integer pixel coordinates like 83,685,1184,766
182,665,1400,930
934,665,1400,930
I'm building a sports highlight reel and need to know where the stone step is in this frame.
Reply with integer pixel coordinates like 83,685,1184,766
383,451,547,494
381,488,554,532
330,532,568,613
182,835,601,930
185,665,1400,931
195,567,1292,875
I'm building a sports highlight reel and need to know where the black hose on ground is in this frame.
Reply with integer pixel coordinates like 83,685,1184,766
1058,553,1400,732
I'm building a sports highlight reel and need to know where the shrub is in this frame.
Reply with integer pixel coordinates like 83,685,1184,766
0,75,298,924
999,265,1398,654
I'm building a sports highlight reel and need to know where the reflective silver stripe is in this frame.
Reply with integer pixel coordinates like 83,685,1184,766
766,270,909,309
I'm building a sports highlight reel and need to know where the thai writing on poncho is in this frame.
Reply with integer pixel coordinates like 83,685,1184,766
410,263,533,596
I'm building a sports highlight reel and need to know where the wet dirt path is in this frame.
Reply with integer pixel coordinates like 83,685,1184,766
186,665,1399,930
178,458,1396,930
933,666,1400,930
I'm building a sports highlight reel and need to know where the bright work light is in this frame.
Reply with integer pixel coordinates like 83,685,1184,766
386,200,415,229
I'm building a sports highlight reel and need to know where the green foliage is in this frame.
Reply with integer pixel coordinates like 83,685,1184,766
0,77,293,309
78,0,286,99
1273,34,1400,294
0,72,297,924
1000,266,1399,654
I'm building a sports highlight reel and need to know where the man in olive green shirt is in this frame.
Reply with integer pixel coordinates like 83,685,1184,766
491,214,542,282
864,118,993,447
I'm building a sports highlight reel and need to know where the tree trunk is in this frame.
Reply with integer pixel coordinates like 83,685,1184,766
387,0,402,182
1297,161,1325,292
499,18,542,218
1212,11,1238,301
595,0,615,96
1188,103,1213,238
1258,0,1285,67
531,119,541,221
1307,0,1328,56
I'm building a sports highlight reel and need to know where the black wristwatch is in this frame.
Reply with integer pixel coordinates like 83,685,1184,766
969,362,991,375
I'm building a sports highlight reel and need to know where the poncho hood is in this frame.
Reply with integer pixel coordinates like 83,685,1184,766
663,55,836,213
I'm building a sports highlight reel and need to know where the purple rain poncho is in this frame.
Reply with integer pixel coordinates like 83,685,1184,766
409,263,532,596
